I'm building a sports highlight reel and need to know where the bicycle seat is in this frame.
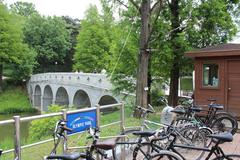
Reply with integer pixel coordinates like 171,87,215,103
208,132,233,143
132,131,156,137
208,104,224,110
171,108,186,114
96,138,117,150
46,152,84,160
190,106,202,112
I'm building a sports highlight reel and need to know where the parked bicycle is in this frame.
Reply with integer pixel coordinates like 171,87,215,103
45,119,185,160
133,122,240,160
45,120,115,160
159,131,239,160
116,105,206,160
171,98,238,136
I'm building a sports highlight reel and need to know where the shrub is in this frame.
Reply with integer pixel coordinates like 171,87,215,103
28,105,63,142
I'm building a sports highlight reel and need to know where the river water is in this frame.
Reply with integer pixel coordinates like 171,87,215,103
0,112,39,149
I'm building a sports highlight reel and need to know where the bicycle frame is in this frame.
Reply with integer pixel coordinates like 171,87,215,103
161,133,232,160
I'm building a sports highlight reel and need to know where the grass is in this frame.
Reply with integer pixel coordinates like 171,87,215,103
0,87,37,114
180,77,193,91
1,104,163,160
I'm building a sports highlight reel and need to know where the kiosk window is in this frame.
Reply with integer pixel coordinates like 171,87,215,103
203,64,219,87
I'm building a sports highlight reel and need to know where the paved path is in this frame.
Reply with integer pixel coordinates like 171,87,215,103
219,133,240,154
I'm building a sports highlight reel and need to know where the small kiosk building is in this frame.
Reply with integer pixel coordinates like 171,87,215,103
185,43,240,118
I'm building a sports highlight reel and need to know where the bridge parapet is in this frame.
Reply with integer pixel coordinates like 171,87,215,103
30,72,112,89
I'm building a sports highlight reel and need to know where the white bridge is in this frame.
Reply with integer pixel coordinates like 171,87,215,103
27,72,122,111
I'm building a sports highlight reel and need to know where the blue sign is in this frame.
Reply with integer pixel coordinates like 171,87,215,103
66,109,97,135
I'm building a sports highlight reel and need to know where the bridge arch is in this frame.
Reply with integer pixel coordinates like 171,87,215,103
43,85,53,111
55,87,69,107
98,95,118,106
34,85,41,110
73,90,91,108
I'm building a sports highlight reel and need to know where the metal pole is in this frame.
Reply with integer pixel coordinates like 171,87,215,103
62,109,67,153
95,104,100,160
120,102,125,132
14,116,21,160
96,104,100,129
120,102,125,160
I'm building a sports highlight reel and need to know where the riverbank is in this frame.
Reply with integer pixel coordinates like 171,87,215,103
0,86,37,114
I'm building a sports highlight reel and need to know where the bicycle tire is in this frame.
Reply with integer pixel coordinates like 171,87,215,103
175,125,206,160
199,127,213,147
115,129,150,158
150,150,183,160
132,140,165,160
210,116,238,135
172,117,213,147
214,113,238,135
211,154,240,160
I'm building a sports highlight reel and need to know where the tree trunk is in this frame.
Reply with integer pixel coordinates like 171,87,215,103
168,0,181,107
0,64,3,92
168,62,179,106
148,54,152,105
135,0,150,116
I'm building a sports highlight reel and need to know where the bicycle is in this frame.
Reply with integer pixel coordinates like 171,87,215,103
115,104,169,157
164,131,240,160
171,98,238,136
116,105,205,160
134,124,240,160
45,119,183,160
45,119,119,160
132,124,206,160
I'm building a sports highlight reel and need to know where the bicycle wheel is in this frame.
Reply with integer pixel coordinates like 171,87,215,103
211,116,238,135
150,150,183,160
214,112,238,135
116,129,150,158
175,126,206,160
132,140,165,160
199,127,213,147
211,154,240,160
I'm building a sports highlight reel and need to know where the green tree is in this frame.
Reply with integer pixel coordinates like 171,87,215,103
5,47,36,81
0,2,35,91
157,0,239,106
111,0,239,107
62,16,80,71
73,5,111,73
23,15,71,73
10,1,37,17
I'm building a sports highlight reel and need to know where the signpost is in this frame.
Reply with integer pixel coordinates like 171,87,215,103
66,109,97,135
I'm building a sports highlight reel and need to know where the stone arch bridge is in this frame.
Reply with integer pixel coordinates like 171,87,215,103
27,73,123,111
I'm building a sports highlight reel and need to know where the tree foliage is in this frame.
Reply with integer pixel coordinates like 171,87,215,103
62,16,80,71
0,2,36,90
23,14,71,73
108,0,239,106
10,1,37,17
73,5,112,73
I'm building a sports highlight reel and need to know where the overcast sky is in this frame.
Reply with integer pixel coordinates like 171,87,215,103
3,0,101,19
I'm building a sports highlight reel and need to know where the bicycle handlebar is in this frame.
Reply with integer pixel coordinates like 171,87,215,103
87,127,100,140
136,105,155,114
54,120,73,138
61,125,73,132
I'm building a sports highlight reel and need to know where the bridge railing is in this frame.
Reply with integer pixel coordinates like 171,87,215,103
0,103,126,160
29,72,112,89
